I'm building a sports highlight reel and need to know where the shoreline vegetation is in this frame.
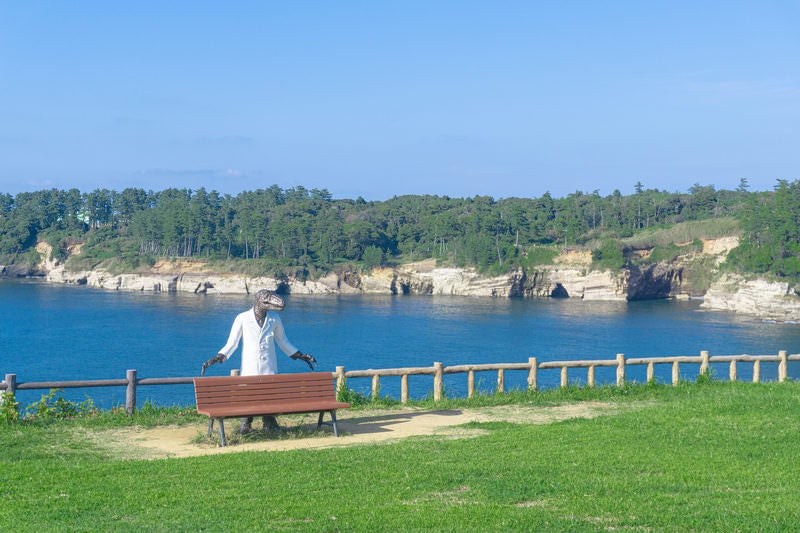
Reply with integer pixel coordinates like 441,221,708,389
4,180,800,319
2,379,799,530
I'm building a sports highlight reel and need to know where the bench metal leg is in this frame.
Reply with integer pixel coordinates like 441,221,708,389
208,418,228,446
330,410,340,437
317,411,341,437
217,418,227,447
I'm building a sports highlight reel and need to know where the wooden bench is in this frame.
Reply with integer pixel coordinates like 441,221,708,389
193,372,351,446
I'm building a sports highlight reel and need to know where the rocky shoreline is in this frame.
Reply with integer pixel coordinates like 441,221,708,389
39,258,622,298
700,274,800,322
35,251,680,302
5,237,800,322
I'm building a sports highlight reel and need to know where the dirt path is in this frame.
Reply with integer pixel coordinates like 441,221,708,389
94,402,623,460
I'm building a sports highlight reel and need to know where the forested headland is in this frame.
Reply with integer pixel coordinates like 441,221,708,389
1,179,799,283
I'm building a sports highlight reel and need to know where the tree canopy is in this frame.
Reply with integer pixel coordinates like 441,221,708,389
0,181,793,280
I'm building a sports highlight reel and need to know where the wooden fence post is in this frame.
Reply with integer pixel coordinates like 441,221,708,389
729,360,737,382
528,357,538,391
700,351,710,377
616,354,625,387
588,365,596,388
125,369,137,415
560,367,568,388
335,366,346,396
646,362,655,383
401,374,409,404
672,361,680,386
371,375,380,399
778,350,788,382
3,374,16,394
467,370,475,398
497,369,505,394
433,362,443,402
753,360,761,383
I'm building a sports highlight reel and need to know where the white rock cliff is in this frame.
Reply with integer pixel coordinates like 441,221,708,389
25,236,800,321
701,274,800,322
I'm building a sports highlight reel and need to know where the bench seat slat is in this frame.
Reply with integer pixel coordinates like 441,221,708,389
197,397,336,408
198,373,333,386
197,380,333,392
196,389,334,402
197,383,333,398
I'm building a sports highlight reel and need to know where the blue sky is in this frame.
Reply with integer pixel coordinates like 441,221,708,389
1,2,798,200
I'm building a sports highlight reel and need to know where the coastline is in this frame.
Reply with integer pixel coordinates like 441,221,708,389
7,237,800,322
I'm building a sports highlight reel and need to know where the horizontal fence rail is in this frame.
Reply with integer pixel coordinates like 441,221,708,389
2,351,798,413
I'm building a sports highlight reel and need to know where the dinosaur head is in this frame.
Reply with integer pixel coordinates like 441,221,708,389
254,289,285,313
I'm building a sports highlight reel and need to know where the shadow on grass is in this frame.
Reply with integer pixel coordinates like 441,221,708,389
339,409,464,435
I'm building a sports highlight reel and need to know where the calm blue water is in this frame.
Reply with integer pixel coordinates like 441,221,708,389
2,279,800,408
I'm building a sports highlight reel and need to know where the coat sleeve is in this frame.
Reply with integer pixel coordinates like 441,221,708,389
218,313,244,359
273,314,299,357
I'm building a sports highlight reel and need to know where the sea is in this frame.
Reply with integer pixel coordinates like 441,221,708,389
2,279,800,409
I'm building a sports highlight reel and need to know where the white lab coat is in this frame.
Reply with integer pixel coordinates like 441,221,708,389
218,309,299,376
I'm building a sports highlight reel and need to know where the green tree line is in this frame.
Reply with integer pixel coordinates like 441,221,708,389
0,179,796,280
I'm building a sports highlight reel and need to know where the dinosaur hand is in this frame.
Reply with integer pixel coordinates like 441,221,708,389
291,351,318,370
201,353,226,376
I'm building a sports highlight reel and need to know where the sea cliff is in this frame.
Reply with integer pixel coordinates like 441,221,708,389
9,237,800,321
32,244,683,301
701,274,800,322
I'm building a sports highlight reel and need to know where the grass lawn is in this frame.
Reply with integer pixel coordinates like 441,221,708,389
1,380,799,531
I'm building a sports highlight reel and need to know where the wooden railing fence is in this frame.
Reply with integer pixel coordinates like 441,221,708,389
2,350,797,414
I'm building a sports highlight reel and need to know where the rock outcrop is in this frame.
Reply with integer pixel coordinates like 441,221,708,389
530,268,628,300
626,263,684,301
391,260,522,297
0,263,32,277
701,274,800,322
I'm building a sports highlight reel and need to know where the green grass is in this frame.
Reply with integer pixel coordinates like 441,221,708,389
2,381,799,531
521,245,560,268
622,217,741,250
644,239,704,263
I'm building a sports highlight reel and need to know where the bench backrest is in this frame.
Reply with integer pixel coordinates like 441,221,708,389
193,372,338,410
